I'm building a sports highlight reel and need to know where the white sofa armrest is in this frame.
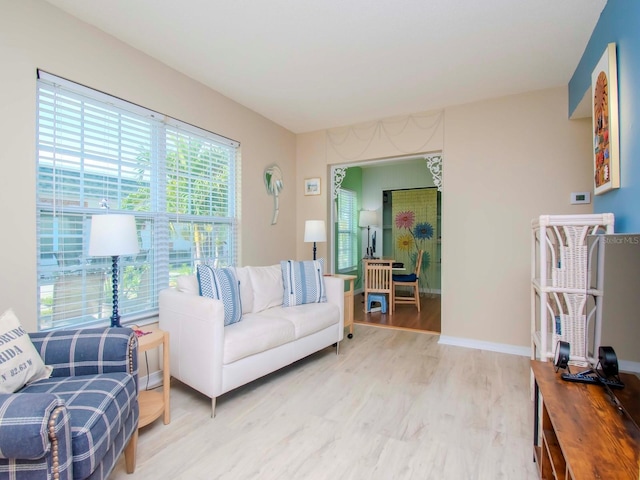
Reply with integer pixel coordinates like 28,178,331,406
159,288,225,398
324,276,345,341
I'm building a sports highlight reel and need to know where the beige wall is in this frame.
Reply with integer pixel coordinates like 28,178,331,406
297,87,593,350
443,88,592,347
0,0,296,332
295,130,332,262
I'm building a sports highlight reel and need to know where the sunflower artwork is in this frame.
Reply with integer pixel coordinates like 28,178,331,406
395,211,435,290
391,188,438,292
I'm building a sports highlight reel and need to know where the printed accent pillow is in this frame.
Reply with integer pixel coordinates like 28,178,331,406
281,259,327,307
197,265,243,326
0,309,53,394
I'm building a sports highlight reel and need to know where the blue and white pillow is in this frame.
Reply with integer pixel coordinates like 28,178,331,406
197,265,243,326
281,259,327,307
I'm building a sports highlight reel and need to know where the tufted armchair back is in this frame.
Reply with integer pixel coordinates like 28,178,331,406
0,327,139,480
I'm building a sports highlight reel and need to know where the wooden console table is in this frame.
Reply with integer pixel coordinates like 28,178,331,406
531,360,640,479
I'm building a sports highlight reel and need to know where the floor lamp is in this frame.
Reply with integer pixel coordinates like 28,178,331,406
304,220,326,260
359,210,377,259
89,214,140,327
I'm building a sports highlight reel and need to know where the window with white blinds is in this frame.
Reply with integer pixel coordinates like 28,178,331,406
336,188,358,272
36,71,239,330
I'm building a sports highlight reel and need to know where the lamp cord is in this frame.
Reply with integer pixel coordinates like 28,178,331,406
144,351,150,391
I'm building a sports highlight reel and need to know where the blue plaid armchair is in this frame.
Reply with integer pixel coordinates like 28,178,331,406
0,327,139,480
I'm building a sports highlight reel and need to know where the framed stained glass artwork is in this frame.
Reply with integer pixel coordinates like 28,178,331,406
592,43,620,195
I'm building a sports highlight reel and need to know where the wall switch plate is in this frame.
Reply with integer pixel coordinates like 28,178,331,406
570,192,591,204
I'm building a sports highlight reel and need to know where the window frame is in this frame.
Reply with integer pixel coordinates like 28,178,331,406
336,187,358,273
36,71,240,331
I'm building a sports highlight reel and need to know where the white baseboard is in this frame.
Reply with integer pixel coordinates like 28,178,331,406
438,336,640,374
139,370,164,391
438,335,531,357
619,359,640,374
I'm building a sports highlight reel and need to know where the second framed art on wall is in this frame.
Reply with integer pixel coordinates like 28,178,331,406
304,177,321,196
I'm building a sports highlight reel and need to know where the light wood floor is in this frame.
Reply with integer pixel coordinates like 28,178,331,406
111,325,538,480
354,292,441,334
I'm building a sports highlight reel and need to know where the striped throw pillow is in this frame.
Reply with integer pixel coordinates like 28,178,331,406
196,265,243,326
281,259,327,307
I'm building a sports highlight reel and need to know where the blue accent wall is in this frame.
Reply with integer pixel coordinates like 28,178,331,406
569,1,640,232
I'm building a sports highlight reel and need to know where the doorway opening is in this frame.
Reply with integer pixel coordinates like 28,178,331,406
329,154,442,334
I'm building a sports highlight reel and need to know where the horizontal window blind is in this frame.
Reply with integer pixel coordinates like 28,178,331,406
36,71,239,330
337,188,358,272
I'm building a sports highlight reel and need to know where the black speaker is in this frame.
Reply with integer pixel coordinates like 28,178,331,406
598,346,619,377
554,341,570,370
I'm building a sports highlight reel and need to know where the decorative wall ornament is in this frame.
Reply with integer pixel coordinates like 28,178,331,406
264,164,283,225
425,154,443,191
333,167,348,199
326,110,444,162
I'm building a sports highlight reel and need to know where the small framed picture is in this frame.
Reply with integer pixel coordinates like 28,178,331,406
304,177,321,196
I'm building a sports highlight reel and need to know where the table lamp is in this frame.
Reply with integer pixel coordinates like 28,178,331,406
359,210,378,259
304,220,326,260
89,214,140,327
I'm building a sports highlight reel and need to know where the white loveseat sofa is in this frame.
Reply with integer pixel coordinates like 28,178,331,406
159,263,344,416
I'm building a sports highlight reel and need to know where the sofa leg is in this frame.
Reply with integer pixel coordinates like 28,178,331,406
124,428,138,473
336,341,340,355
211,397,216,418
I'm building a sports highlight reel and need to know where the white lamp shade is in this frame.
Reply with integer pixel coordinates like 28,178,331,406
359,210,378,227
89,214,140,257
304,220,326,243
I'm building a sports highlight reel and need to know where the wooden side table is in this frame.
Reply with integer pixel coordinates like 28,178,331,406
137,329,170,428
332,274,357,339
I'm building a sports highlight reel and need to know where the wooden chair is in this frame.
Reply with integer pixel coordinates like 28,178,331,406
392,250,423,312
363,259,393,316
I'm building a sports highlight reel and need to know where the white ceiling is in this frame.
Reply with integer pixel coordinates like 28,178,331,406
44,0,606,134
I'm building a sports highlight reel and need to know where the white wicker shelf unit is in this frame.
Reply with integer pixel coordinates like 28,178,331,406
531,214,614,365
